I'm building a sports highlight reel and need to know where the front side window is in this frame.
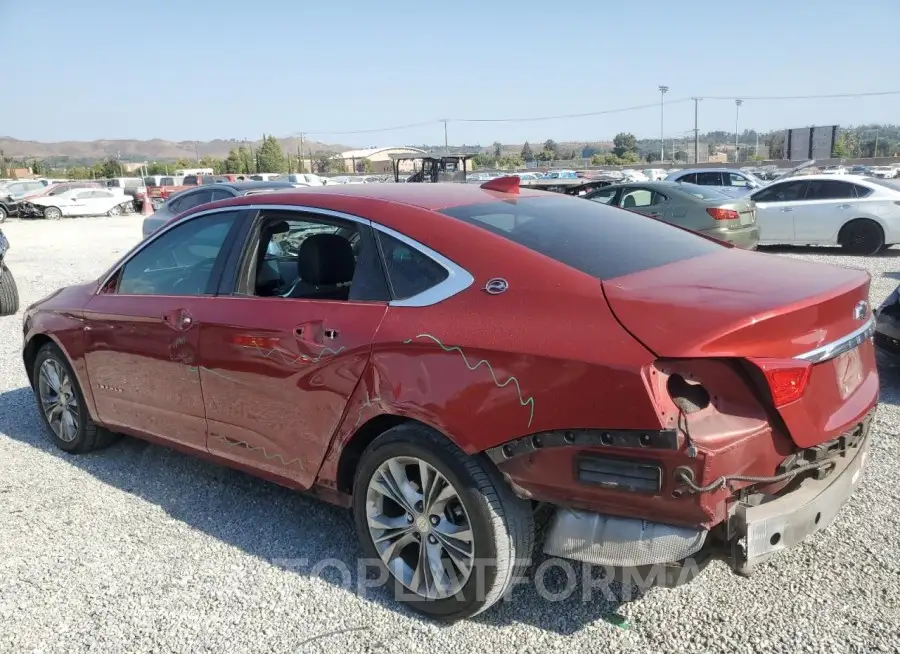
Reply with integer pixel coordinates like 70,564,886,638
727,173,749,187
441,195,723,280
115,211,238,296
620,188,658,208
585,187,619,205
678,173,697,184
695,172,723,186
752,180,809,203
170,189,213,214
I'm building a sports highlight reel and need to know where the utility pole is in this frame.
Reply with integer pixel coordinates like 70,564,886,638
299,133,306,172
734,99,743,163
441,119,449,149
755,132,760,159
658,86,669,162
194,141,200,163
875,130,880,158
691,97,701,164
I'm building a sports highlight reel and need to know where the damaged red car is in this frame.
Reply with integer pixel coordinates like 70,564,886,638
22,177,877,621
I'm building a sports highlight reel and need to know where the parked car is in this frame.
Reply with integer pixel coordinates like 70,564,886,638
751,175,900,254
665,168,766,197
584,181,759,249
19,188,134,220
0,227,18,315
141,180,298,238
0,179,50,221
875,283,900,356
868,166,894,179
821,165,848,175
17,182,104,218
23,179,877,620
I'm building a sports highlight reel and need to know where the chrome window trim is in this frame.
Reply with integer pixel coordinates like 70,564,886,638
370,223,475,307
794,316,876,364
105,203,474,307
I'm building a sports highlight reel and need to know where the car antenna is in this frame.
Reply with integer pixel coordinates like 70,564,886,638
481,176,520,194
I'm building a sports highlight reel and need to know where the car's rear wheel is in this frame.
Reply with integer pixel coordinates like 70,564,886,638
32,343,117,453
0,264,18,316
352,423,534,621
107,205,122,216
839,219,884,255
43,206,62,220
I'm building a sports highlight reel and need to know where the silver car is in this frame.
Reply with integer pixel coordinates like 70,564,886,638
665,168,766,198
141,181,299,239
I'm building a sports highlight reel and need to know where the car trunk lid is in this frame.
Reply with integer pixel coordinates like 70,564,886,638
602,248,876,447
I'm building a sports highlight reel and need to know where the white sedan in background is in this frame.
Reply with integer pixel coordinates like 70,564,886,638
22,188,133,220
752,175,900,254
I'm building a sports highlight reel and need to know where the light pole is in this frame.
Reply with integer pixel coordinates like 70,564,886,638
691,97,702,164
658,86,669,162
734,99,743,162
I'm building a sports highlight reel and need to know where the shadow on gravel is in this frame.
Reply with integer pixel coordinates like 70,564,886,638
876,350,900,406
0,385,636,635
757,245,900,257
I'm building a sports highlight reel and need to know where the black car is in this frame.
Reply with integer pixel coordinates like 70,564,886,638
140,180,301,239
875,284,900,356
0,228,19,316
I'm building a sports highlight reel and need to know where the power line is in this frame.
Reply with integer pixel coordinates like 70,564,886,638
299,120,439,136
449,98,692,123
702,90,900,101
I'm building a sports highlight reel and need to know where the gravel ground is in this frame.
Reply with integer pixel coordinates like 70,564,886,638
0,216,898,654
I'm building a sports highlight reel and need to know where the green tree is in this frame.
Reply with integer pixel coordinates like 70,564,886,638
612,133,637,158
602,153,620,165
543,139,558,155
98,158,121,178
521,141,534,161
673,151,687,161
224,149,243,173
472,153,496,168
537,150,554,162
238,146,254,174
496,155,523,169
645,153,654,163
256,135,286,173
492,141,502,158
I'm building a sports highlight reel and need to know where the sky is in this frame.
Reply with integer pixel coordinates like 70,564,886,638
2,0,899,147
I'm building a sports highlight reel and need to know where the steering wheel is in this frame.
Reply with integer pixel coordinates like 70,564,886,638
170,259,216,294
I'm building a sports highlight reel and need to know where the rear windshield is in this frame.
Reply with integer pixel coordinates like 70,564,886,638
868,178,900,192
440,195,723,280
673,183,730,200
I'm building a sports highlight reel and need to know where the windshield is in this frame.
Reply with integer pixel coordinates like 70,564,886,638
440,195,723,280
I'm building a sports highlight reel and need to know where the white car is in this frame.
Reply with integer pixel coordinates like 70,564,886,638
820,165,848,175
621,169,650,182
752,175,900,254
869,166,895,179
25,188,133,220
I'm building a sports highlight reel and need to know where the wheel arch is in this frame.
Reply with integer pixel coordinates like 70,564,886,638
23,333,57,388
837,216,885,244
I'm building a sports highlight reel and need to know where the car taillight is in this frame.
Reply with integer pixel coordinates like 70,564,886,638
707,207,740,221
748,358,812,408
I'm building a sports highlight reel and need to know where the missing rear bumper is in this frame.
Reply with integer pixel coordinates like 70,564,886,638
730,429,871,575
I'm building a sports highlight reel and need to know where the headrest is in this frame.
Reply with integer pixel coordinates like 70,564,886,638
623,195,636,208
298,234,355,285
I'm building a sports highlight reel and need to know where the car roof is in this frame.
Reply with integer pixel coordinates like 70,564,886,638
213,182,550,211
218,180,296,191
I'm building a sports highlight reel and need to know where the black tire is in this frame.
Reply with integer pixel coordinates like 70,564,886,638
107,204,122,216
352,423,535,621
839,219,884,255
32,343,117,454
44,206,62,221
0,264,18,316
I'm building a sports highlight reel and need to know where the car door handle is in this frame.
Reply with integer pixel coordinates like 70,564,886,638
837,204,852,209
780,207,793,212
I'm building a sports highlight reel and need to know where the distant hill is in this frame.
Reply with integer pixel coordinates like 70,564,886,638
0,136,351,162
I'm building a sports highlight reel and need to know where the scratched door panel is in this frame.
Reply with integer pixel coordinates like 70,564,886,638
83,294,211,449
193,296,387,488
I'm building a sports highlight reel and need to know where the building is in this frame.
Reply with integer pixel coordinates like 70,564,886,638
333,147,427,174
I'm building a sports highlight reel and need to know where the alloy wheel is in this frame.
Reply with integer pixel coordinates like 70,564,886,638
365,456,475,599
38,358,80,443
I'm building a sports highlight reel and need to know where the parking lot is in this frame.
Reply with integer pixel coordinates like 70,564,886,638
1,215,899,653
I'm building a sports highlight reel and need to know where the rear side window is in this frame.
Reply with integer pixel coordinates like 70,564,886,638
804,180,857,200
752,180,808,202
677,173,697,184
440,196,723,280
376,231,449,299
695,172,723,186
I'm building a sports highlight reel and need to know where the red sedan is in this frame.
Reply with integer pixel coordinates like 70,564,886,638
22,177,877,620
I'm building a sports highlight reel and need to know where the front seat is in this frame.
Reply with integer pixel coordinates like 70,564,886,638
623,194,637,208
285,233,355,300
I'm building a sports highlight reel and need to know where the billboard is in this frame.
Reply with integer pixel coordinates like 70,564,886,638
786,125,839,160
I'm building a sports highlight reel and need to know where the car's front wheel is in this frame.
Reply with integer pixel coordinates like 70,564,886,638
0,264,18,316
0,206,7,223
32,343,117,453
352,424,534,621
43,206,62,220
